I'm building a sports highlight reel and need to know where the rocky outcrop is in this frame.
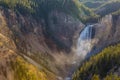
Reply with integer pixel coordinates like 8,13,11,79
48,11,84,52
89,14,120,56
0,11,56,80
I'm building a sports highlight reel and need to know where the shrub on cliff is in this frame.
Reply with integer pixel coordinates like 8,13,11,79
11,56,56,80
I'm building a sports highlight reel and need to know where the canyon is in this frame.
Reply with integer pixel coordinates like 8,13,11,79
0,0,120,80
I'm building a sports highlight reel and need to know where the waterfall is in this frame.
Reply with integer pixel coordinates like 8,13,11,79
64,25,95,80
76,25,94,58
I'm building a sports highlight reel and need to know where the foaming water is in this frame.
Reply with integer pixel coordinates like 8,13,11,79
77,25,94,59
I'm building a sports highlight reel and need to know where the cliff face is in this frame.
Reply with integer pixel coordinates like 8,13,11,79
0,12,16,80
72,12,120,80
0,8,84,53
48,10,84,51
0,7,58,80
0,8,50,80
0,6,84,79
89,14,120,56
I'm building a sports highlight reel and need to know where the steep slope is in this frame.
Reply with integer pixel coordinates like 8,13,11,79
83,1,103,9
95,0,120,16
80,0,120,17
79,0,108,9
0,0,94,79
88,13,120,56
72,44,120,80
72,9,120,80
0,13,56,80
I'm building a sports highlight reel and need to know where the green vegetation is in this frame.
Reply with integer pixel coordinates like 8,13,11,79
95,0,120,16
1,0,120,22
80,0,120,17
12,57,46,80
0,0,35,14
73,0,99,22
83,1,103,9
11,56,56,80
104,74,120,80
112,9,120,16
72,44,120,80
79,0,108,9
80,0,110,2
0,0,98,22
32,0,98,22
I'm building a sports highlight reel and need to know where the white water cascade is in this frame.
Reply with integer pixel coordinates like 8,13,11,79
64,25,95,80
76,25,94,59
